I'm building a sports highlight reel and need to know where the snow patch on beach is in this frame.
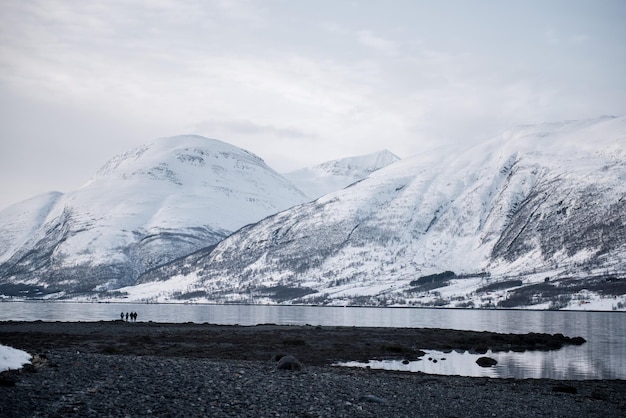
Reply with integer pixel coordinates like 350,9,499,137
0,344,31,372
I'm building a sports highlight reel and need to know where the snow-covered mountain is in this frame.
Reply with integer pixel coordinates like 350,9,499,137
283,150,400,199
124,116,626,309
0,135,309,296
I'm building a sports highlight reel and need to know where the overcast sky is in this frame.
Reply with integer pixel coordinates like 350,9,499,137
1,0,625,210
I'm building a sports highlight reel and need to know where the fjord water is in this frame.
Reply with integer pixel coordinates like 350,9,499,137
1,302,624,380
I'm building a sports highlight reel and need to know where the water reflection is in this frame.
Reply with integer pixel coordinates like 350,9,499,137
337,344,617,380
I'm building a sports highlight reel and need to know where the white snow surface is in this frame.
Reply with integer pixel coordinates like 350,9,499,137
283,150,400,199
0,191,62,264
0,344,31,372
124,116,626,309
74,135,308,233
0,135,309,287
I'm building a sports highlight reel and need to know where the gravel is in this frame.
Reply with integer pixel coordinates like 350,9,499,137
2,349,625,417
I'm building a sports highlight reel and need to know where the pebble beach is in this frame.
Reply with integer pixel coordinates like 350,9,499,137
1,321,624,417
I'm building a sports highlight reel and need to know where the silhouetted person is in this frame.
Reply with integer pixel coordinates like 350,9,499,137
120,312,124,321
125,312,129,321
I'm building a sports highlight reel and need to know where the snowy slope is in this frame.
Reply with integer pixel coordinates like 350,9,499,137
0,135,308,294
126,116,626,309
0,191,63,264
283,150,400,199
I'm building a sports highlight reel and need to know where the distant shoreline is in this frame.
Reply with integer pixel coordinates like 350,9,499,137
2,298,625,314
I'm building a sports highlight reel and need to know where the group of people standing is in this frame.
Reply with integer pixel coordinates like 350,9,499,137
121,311,138,322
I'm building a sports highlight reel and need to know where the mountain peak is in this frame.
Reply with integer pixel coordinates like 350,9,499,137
284,149,401,199
93,135,266,181
315,149,400,173
0,135,309,293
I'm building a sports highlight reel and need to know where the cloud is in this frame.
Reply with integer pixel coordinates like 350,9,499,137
356,30,398,55
0,1,624,209
322,23,399,55
193,119,318,140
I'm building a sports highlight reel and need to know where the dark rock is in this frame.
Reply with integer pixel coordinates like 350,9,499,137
476,357,498,367
591,388,609,400
552,384,577,394
21,363,37,373
474,346,489,354
0,370,19,386
275,355,303,371
359,394,388,404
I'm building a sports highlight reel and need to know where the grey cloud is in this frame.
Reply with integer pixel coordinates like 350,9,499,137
356,30,398,55
193,119,319,140
1,0,624,210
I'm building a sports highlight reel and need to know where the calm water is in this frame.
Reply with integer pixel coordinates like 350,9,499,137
0,301,624,380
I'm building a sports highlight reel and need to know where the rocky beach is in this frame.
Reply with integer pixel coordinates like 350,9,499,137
1,321,625,417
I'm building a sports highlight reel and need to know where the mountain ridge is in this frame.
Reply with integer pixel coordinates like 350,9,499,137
120,116,626,309
2,117,625,310
0,136,401,298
